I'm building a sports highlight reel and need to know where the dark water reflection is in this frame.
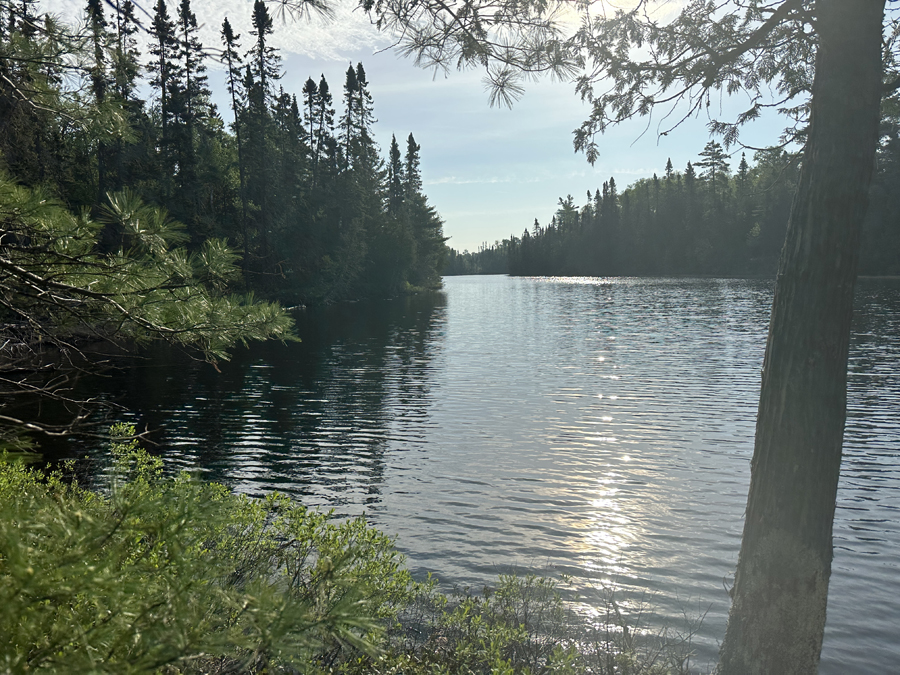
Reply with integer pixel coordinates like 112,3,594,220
49,276,899,673
53,292,446,508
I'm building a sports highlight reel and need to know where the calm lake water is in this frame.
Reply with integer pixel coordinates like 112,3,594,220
57,275,900,672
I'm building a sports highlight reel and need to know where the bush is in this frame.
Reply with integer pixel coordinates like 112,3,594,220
346,573,702,675
0,425,416,673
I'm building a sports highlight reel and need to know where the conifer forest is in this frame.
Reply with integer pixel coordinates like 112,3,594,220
445,140,900,278
0,0,447,310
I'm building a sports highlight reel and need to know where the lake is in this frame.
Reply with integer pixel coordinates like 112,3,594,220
54,275,900,672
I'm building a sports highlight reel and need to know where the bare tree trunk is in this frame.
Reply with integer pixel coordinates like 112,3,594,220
719,1,884,672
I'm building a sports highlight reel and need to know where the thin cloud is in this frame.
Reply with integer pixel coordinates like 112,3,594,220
43,0,385,62
428,176,516,186
428,174,557,186
611,167,663,175
441,206,545,218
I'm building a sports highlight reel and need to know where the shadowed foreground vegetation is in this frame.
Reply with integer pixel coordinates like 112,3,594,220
1,427,701,674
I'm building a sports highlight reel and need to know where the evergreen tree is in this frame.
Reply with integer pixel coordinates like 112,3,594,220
387,134,404,214
220,16,249,271
172,0,212,223
84,0,108,103
240,0,282,279
731,152,753,269
312,75,336,187
109,0,142,191
269,87,310,289
111,1,140,102
404,133,422,197
352,63,377,165
695,140,730,209
84,0,112,201
402,133,446,288
302,77,318,181
337,62,378,172
0,0,64,186
339,64,358,169
247,0,280,110
0,1,447,309
147,0,180,195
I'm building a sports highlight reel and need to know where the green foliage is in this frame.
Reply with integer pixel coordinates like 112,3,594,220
444,243,509,275
0,424,416,673
0,1,446,310
0,174,294,360
344,574,699,675
459,127,897,278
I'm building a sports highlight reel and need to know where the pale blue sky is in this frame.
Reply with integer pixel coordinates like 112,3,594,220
51,0,786,252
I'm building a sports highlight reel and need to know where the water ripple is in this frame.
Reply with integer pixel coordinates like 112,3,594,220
50,276,900,673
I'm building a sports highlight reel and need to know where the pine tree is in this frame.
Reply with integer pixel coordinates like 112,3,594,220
695,140,730,208
220,16,249,271
270,87,310,288
339,65,358,170
247,0,281,110
302,77,318,179
240,0,282,278
737,152,749,187
404,133,422,198
401,132,445,288
111,1,140,102
84,0,111,201
311,75,336,189
352,63,377,165
387,134,404,214
172,0,211,221
147,0,180,195
85,0,108,103
0,0,64,186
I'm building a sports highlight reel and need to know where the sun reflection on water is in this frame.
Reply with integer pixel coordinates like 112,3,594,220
566,473,637,589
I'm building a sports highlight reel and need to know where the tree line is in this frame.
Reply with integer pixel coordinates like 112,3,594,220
446,138,900,278
0,0,447,446
1,0,446,306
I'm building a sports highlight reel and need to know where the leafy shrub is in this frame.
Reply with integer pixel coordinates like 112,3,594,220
347,573,701,675
0,424,415,673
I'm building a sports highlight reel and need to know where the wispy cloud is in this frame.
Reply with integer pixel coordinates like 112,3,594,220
441,206,544,218
44,0,386,62
612,167,663,175
428,175,545,186
225,0,385,60
428,172,577,186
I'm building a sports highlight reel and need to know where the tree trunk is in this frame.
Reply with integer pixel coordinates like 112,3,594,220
718,2,884,673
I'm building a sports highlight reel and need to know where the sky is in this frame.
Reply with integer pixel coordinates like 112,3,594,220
50,0,787,252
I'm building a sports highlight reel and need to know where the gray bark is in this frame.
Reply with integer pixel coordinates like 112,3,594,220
718,1,885,672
